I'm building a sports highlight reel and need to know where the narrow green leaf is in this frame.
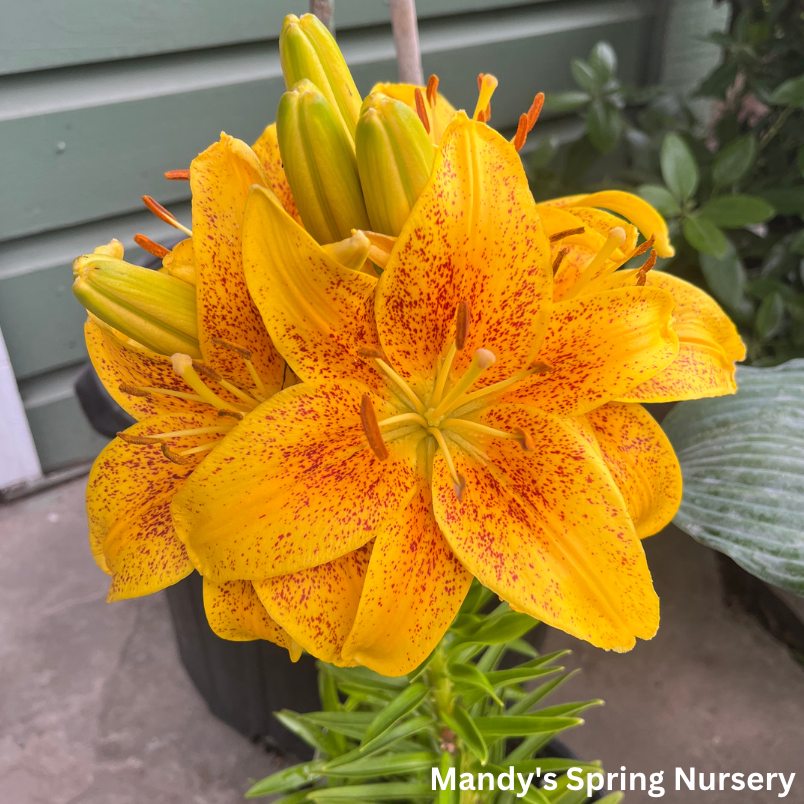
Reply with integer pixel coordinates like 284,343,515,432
484,663,562,690
476,715,582,739
507,670,580,717
769,74,804,106
663,361,804,594
700,195,775,228
683,216,728,257
536,699,604,718
542,91,590,114
456,610,538,647
307,782,433,801
756,292,785,340
585,100,622,153
304,711,374,740
318,667,342,712
247,792,310,804
274,710,341,755
449,663,503,705
712,136,757,185
360,682,428,750
442,706,489,765
246,761,325,797
483,765,551,804
661,132,699,201
323,751,437,778
324,716,434,769
322,664,407,693
595,794,625,804
637,184,680,217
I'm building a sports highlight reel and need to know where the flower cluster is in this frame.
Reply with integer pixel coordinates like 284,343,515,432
73,13,744,676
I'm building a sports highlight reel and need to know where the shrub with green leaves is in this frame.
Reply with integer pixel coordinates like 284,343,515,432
533,0,804,366
247,585,623,804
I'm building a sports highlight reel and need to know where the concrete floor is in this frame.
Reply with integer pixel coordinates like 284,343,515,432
1,477,803,803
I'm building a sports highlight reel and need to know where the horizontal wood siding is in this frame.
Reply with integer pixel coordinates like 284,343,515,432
1,0,664,471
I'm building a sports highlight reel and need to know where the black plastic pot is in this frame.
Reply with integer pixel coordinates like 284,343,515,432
165,572,320,757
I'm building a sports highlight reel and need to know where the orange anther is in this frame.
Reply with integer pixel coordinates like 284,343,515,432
513,114,529,152
630,234,656,260
426,74,439,107
551,247,569,275
414,88,430,134
360,394,389,461
549,226,586,243
133,233,170,259
526,93,544,132
164,169,190,181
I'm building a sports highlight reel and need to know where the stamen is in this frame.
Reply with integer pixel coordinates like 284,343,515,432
356,229,396,269
512,94,545,152
192,360,259,407
426,75,439,107
119,383,151,398
360,394,389,461
549,227,585,242
164,169,190,181
452,363,551,410
529,361,553,374
526,93,544,131
414,88,430,134
431,348,496,421
473,74,498,121
455,301,470,351
564,227,627,299
116,431,160,445
171,354,237,410
210,337,268,400
119,382,208,404
378,412,428,428
134,233,170,258
218,408,244,420
431,342,457,408
374,360,426,415
180,442,220,457
148,425,232,439
629,234,656,260
552,247,569,275
441,419,519,442
161,443,190,465
636,250,657,286
513,114,529,152
514,427,536,452
210,337,251,360
358,346,385,360
142,196,193,237
428,426,464,499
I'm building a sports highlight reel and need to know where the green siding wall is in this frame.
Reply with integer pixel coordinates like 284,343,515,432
0,0,666,472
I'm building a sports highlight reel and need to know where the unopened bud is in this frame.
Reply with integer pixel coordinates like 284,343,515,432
162,238,197,285
279,13,362,144
276,79,370,244
355,92,435,236
72,252,201,358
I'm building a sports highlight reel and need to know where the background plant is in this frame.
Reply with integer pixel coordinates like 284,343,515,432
530,0,804,366
247,584,623,804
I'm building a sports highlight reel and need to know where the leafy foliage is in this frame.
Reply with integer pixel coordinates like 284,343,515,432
247,586,612,802
532,0,804,365
663,361,804,595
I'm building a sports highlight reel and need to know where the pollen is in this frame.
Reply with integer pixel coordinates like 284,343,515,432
360,394,389,461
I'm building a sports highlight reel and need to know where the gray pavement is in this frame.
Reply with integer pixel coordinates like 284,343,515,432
1,477,803,803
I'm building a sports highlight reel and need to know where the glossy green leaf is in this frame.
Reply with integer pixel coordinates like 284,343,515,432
476,716,582,739
756,292,785,340
700,195,775,228
761,187,804,215
360,683,428,750
274,710,341,756
304,711,374,740
769,74,804,107
700,245,746,310
712,136,757,186
586,100,622,153
324,716,434,769
588,41,617,82
661,132,699,201
570,59,601,93
683,216,729,257
542,92,590,114
442,706,489,765
484,662,563,690
323,752,437,778
449,663,502,705
246,761,324,798
306,782,433,801
507,671,580,717
663,361,804,595
637,184,680,217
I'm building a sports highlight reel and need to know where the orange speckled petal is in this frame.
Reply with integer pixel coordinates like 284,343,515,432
614,271,745,402
172,380,423,582
242,185,383,389
191,134,285,393
432,402,659,651
87,410,223,601
546,205,638,255
504,287,678,417
371,82,457,143
341,485,472,676
582,402,682,538
85,319,206,420
255,545,373,667
552,242,600,301
375,113,552,396
252,122,303,225
203,577,294,651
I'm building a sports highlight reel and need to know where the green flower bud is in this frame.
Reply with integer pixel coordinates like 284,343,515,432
73,250,201,358
355,92,435,236
277,79,370,245
279,13,361,144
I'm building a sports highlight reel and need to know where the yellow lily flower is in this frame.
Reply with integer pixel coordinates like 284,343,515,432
171,114,691,676
83,133,301,659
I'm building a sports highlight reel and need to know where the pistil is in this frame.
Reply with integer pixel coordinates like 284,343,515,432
563,227,627,299
171,354,242,411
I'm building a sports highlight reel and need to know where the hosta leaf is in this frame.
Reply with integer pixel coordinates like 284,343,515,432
663,361,804,595
360,683,428,750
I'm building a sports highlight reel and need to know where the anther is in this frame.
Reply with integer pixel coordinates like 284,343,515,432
164,169,190,181
552,247,569,275
360,394,389,461
636,250,657,286
514,427,536,452
513,114,529,152
192,360,223,382
431,348,496,420
414,88,430,134
526,93,544,131
357,229,396,270
142,196,193,236
529,361,553,374
549,227,585,242
629,234,656,260
211,337,252,360
171,353,234,410
134,233,170,259
358,346,384,360
455,301,470,351
218,408,244,420
161,443,190,465
116,431,160,445
426,75,439,107
564,227,627,299
453,474,467,502
119,383,151,398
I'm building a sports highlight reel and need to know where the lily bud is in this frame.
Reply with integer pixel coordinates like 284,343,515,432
279,13,362,143
72,250,201,358
355,93,435,236
277,79,370,245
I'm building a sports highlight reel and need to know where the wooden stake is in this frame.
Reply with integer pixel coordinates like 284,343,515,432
390,0,423,85
310,0,334,33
